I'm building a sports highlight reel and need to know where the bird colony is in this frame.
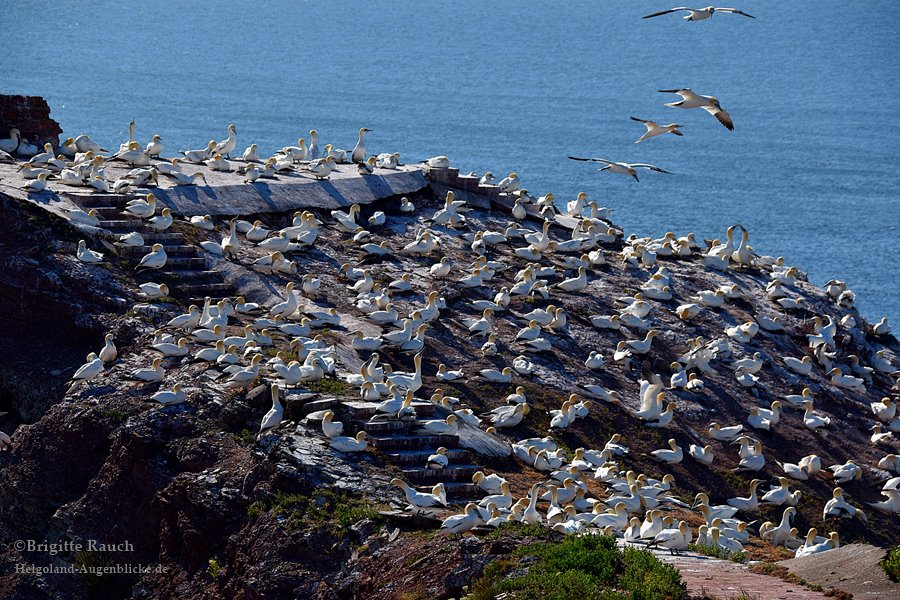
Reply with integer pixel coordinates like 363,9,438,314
2,5,899,561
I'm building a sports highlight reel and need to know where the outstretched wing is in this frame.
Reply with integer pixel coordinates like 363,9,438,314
703,106,735,130
568,156,614,165
718,8,755,18
631,163,674,174
642,7,690,19
630,116,650,124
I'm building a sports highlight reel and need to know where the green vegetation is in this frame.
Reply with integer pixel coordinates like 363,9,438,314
689,542,746,563
748,563,823,592
246,487,381,536
206,558,222,579
485,521,548,540
98,407,127,423
880,545,900,582
234,428,256,445
306,377,351,396
464,534,686,600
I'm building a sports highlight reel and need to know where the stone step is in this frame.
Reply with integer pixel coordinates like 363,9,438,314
369,434,459,451
383,448,473,466
119,245,198,257
182,283,235,299
142,233,186,243
343,401,437,420
403,464,482,484
301,398,338,418
100,219,146,231
92,205,132,216
65,193,131,208
359,419,416,435
416,482,482,500
137,269,223,283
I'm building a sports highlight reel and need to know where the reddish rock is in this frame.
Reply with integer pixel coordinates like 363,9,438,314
0,95,62,149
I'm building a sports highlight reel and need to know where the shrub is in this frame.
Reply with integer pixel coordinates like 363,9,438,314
881,546,900,582
206,558,222,579
465,534,686,600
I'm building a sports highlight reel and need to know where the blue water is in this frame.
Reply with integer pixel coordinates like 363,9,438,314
3,1,899,324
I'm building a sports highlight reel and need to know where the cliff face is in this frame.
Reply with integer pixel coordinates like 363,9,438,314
0,95,63,150
0,184,897,600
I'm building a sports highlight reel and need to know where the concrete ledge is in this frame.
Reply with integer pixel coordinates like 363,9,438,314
147,165,428,216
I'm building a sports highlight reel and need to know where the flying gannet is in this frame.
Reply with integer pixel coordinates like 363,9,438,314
568,156,672,181
643,6,755,21
659,88,734,130
630,117,684,143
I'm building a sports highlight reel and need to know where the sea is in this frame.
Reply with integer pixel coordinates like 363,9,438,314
2,0,899,324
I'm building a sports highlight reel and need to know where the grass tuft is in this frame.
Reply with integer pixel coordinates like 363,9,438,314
689,542,746,563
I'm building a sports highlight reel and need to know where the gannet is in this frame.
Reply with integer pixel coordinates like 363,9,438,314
727,479,762,511
136,243,167,270
98,333,117,363
328,431,367,453
824,487,866,522
496,172,521,192
131,357,164,382
0,128,21,153
214,124,237,158
305,156,335,179
659,88,734,130
643,6,755,21
648,521,691,553
23,172,49,193
139,282,169,299
630,116,683,143
181,140,216,163
651,439,683,464
568,156,673,181
688,444,714,465
152,383,186,406
350,127,372,163
70,352,104,387
145,134,163,158
76,240,104,264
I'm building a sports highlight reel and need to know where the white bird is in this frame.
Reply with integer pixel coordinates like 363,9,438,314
214,124,237,158
76,240,104,264
330,431,368,453
630,116,684,143
139,282,170,299
131,357,164,382
152,383,186,406
392,478,446,508
24,173,49,192
69,352,104,387
441,503,483,535
658,88,735,130
643,6,755,21
568,156,673,181
651,439,683,464
351,127,372,163
136,243,167,270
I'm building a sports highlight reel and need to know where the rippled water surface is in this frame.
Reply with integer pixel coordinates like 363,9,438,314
3,1,899,322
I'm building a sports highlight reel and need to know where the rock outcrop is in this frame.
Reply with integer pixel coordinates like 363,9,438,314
0,95,63,149
0,175,898,600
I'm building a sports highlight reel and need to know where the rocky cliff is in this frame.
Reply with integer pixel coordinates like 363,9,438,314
0,179,897,600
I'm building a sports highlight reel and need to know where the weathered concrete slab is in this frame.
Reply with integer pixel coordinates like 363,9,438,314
147,164,427,216
0,161,428,218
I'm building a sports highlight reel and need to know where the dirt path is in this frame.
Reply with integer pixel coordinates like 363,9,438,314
647,549,829,599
